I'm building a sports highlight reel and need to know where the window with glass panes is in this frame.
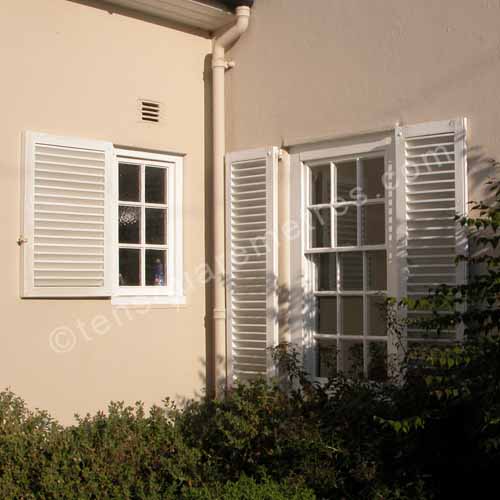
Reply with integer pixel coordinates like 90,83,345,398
118,159,171,291
306,155,388,380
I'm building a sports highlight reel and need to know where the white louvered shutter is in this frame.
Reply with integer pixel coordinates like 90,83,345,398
396,119,467,340
226,147,279,383
21,132,114,297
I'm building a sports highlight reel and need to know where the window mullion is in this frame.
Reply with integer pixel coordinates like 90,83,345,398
167,165,174,292
356,157,362,247
330,162,335,248
363,250,368,377
336,249,341,373
310,258,319,377
141,163,146,287
305,165,311,250
333,162,340,373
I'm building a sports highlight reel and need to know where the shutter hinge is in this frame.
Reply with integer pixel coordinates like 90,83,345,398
17,235,28,246
268,149,286,160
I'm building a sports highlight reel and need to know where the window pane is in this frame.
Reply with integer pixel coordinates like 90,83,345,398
339,252,363,291
317,341,337,378
316,253,336,291
368,341,388,381
310,208,331,248
361,204,385,245
367,251,387,290
340,339,363,378
146,208,166,245
119,248,140,286
119,206,141,244
119,163,140,202
368,295,387,336
341,296,363,335
361,157,385,199
146,249,167,286
336,161,357,202
145,166,167,204
336,205,357,246
318,297,337,334
310,164,331,205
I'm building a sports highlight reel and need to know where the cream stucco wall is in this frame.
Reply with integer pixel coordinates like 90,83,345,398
0,0,211,423
3,0,499,422
225,0,500,350
227,0,500,202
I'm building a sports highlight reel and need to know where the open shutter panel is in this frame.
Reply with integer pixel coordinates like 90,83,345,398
22,132,114,297
396,119,467,340
226,147,279,383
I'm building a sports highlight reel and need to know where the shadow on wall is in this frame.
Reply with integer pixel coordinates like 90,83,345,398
203,53,215,398
173,353,225,408
176,53,216,406
468,145,499,207
466,148,500,274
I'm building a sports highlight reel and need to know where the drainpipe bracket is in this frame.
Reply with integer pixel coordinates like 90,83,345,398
213,309,226,320
211,59,236,71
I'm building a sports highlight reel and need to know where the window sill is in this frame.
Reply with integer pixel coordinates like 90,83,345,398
111,295,186,307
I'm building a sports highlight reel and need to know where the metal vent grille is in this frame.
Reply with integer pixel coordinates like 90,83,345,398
139,100,161,123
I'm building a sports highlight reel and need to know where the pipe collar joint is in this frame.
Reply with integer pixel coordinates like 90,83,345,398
212,59,236,70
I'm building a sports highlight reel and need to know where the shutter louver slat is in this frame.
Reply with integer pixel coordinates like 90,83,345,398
405,131,457,298
226,149,279,382
22,132,113,297
34,143,105,289
399,119,467,340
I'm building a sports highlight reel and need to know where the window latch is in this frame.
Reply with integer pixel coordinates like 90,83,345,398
17,235,28,246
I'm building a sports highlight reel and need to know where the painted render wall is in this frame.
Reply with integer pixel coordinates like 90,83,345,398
0,0,211,424
227,0,500,209
226,0,500,344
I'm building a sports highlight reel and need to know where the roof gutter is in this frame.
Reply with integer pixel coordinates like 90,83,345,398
211,5,251,395
215,0,254,8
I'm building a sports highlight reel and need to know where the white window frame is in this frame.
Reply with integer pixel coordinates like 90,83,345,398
111,148,184,306
289,134,398,381
291,120,468,381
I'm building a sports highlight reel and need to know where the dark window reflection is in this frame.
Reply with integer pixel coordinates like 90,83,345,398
145,167,166,204
146,249,166,286
119,249,140,286
119,206,141,243
119,163,140,202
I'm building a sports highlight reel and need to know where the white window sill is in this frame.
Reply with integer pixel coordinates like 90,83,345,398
111,295,186,307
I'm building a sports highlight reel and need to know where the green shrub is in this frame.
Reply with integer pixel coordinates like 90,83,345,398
0,393,200,499
0,175,498,499
375,173,500,497
179,378,342,497
182,475,315,500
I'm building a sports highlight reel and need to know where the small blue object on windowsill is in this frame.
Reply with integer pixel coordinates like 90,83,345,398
154,259,165,286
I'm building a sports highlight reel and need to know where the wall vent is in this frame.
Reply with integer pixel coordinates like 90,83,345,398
139,99,161,123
